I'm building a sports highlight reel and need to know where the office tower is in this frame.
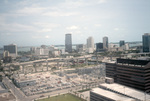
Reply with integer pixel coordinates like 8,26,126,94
103,36,108,49
106,58,150,93
65,34,72,53
76,44,85,53
119,40,125,47
4,44,17,57
86,36,94,53
87,36,94,49
96,43,103,52
142,33,150,52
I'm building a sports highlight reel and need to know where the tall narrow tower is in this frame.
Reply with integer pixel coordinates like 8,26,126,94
87,36,94,49
143,33,150,52
103,36,108,49
65,34,72,53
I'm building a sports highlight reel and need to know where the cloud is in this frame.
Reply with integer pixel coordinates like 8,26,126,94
74,30,81,34
32,35,50,39
0,23,37,32
45,35,50,39
60,0,107,9
16,6,47,15
38,29,52,33
4,0,8,4
34,22,60,28
42,11,79,17
94,24,102,27
114,28,119,31
98,0,107,3
33,22,60,33
66,25,79,30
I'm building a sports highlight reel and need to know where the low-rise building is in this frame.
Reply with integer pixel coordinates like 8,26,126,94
90,83,150,101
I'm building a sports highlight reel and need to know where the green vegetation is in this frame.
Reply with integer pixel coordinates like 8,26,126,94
51,67,56,70
0,61,3,72
98,51,123,57
37,94,84,101
18,51,31,56
10,64,20,71
71,64,87,68
0,75,2,82
127,50,140,53
78,89,91,92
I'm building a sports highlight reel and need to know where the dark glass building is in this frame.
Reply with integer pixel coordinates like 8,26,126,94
119,40,125,47
65,34,72,53
4,44,17,55
143,33,150,52
106,58,150,93
96,43,103,52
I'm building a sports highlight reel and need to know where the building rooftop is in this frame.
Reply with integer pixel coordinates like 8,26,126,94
15,72,51,82
144,33,150,35
91,87,135,101
0,83,5,91
100,83,150,101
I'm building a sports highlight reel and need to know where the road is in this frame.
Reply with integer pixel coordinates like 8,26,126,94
3,76,28,101
3,76,84,101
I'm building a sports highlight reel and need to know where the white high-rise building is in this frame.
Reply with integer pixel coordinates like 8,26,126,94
103,36,108,49
86,36,94,53
65,34,72,53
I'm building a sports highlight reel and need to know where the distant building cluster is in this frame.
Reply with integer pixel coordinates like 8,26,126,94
30,45,60,58
0,33,150,63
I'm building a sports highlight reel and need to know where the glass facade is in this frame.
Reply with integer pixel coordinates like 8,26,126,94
143,33,150,52
65,34,72,53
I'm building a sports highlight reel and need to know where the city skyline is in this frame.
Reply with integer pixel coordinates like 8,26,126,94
0,0,150,47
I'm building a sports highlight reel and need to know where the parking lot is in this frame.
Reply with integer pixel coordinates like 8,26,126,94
12,64,105,96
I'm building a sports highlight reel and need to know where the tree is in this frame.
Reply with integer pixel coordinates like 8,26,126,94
0,61,3,72
0,75,2,82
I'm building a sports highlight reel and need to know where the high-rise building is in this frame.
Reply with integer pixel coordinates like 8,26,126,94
65,34,72,53
76,44,85,53
142,33,150,52
87,36,94,49
86,36,94,53
96,43,103,52
119,40,125,47
4,44,17,58
103,37,108,49
106,58,150,93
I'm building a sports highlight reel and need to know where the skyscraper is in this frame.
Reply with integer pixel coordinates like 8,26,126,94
87,37,94,49
65,34,72,53
119,40,125,47
86,36,94,53
103,37,108,49
143,33,150,52
4,44,17,58
96,43,103,52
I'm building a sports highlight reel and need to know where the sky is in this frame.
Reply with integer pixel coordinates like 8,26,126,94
0,0,150,47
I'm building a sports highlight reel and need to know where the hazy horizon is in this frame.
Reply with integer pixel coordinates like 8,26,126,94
0,0,150,47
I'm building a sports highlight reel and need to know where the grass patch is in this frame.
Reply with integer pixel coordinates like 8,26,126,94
37,93,84,101
78,89,91,92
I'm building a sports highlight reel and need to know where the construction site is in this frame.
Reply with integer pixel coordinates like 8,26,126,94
12,58,106,96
